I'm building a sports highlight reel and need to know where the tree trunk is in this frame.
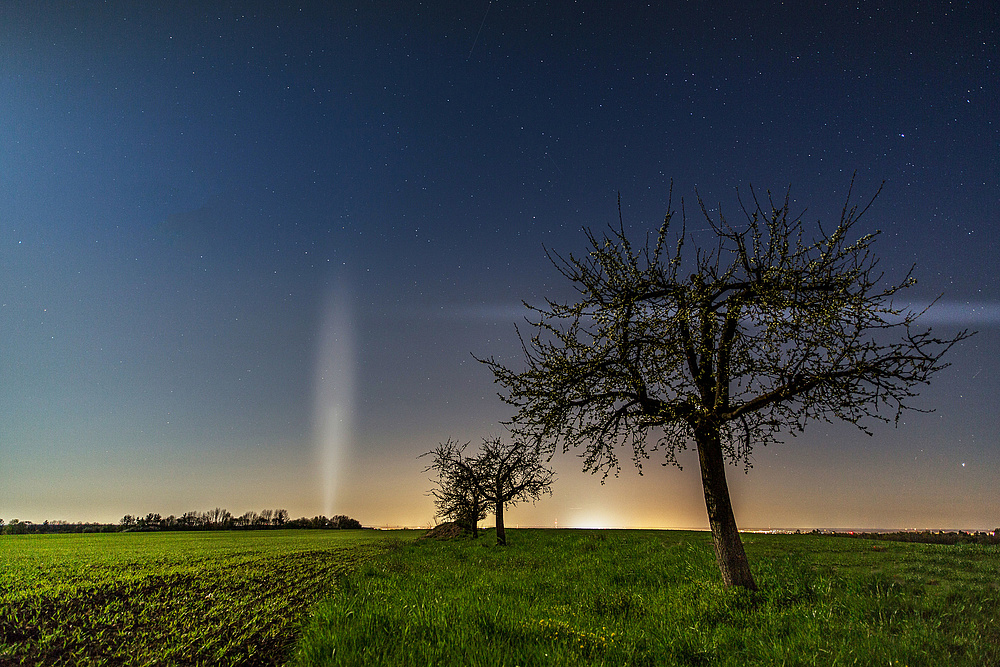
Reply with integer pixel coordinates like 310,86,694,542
495,488,507,546
469,493,480,538
695,423,757,590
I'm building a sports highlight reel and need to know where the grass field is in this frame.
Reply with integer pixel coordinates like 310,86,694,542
291,529,1000,667
3,529,998,666
0,529,410,666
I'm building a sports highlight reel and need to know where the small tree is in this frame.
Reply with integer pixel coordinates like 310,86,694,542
205,507,232,528
477,437,555,546
481,181,971,589
5,519,28,535
422,439,491,538
331,515,363,529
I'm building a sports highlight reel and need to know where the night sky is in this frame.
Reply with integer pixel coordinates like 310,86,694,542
2,2,996,530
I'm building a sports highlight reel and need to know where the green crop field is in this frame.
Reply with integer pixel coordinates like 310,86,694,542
3,529,998,666
0,529,414,666
292,529,1000,667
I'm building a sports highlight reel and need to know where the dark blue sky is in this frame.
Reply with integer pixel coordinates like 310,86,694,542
2,1,996,528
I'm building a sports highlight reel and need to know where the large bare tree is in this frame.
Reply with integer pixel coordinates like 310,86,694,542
480,181,972,589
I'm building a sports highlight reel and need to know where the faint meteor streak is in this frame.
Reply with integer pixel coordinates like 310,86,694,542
468,0,492,59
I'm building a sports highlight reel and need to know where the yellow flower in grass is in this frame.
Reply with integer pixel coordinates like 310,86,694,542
526,618,615,654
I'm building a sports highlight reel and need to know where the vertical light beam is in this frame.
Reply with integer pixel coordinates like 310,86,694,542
314,283,355,518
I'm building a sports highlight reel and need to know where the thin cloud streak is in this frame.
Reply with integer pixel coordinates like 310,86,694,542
429,300,1000,327
396,303,529,323
908,301,1000,326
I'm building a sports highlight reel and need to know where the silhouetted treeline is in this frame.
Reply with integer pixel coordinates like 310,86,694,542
0,511,364,535
814,528,1000,546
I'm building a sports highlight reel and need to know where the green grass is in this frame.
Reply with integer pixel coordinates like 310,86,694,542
4,529,998,666
0,529,414,666
290,529,1000,666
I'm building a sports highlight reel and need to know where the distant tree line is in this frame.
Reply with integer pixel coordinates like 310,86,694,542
0,511,363,535
821,529,1000,546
